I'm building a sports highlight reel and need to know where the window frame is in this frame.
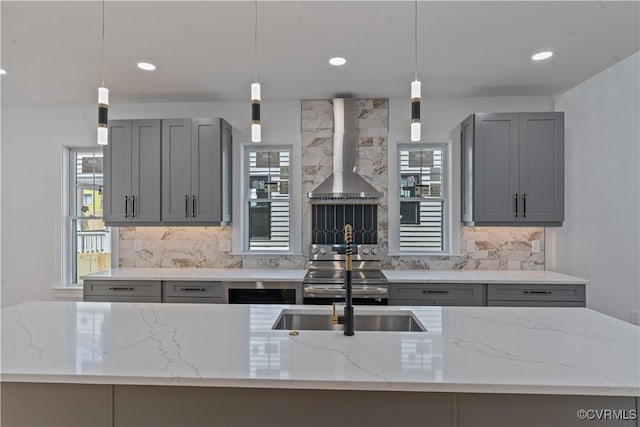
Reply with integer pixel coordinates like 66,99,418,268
63,147,116,287
388,141,455,255
232,142,302,255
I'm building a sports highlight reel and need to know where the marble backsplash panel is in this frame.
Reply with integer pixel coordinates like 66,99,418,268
118,99,545,271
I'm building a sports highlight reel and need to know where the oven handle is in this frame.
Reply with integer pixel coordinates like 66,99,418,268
304,287,388,296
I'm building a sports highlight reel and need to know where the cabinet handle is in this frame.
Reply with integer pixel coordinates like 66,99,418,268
523,290,551,295
422,290,449,294
179,287,207,292
523,193,527,218
131,195,136,218
514,193,518,217
125,196,129,218
109,287,134,291
192,195,196,218
185,195,189,218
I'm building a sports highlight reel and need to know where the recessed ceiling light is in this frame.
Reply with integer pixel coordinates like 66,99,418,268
0,68,7,75
531,51,554,61
329,57,347,66
137,62,157,71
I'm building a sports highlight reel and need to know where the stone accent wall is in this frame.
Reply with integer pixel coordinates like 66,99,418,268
118,99,544,270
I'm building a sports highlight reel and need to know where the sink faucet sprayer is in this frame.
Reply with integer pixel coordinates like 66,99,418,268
332,224,354,336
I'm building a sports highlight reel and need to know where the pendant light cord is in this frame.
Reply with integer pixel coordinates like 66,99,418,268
101,0,105,86
414,0,418,81
254,0,258,82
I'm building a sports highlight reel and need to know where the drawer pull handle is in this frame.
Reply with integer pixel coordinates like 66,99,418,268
179,287,207,292
109,287,134,291
524,290,551,295
422,290,449,294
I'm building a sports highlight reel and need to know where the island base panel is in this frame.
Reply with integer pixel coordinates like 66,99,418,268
1,382,113,427
114,386,453,427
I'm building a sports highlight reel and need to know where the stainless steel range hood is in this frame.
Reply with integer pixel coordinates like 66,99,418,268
307,98,382,201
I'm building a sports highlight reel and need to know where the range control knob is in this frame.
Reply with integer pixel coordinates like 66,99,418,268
320,247,328,255
361,247,370,255
312,247,319,255
370,248,378,255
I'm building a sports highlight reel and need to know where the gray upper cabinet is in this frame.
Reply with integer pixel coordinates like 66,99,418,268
461,112,564,226
162,118,232,225
104,120,161,224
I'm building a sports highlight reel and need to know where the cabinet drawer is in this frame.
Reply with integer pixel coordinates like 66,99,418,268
487,284,585,302
488,300,585,307
389,283,485,306
163,281,223,298
84,280,161,298
84,295,162,303
164,296,222,304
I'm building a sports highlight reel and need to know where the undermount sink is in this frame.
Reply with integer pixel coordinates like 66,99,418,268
272,310,427,332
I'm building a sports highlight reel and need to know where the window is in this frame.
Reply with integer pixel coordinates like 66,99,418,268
395,143,449,252
244,147,292,251
67,148,112,285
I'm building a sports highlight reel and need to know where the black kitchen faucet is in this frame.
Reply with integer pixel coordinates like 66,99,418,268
332,224,355,336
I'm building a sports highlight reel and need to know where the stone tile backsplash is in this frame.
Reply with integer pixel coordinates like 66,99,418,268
118,99,545,271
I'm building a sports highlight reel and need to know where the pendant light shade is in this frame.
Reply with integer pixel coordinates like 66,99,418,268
411,79,421,142
251,82,261,142
97,86,109,145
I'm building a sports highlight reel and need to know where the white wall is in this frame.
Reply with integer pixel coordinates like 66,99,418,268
554,52,640,323
0,101,299,307
1,95,552,307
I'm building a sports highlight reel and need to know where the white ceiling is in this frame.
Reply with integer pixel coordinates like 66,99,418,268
1,1,638,105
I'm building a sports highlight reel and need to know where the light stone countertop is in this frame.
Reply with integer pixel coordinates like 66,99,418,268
82,268,587,285
82,268,307,282
1,301,636,396
382,270,588,284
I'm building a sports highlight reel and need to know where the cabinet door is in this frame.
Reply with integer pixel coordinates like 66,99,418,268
131,120,161,223
104,120,132,223
461,115,474,224
519,113,564,224
474,113,520,223
220,119,233,224
162,119,192,222
191,118,221,223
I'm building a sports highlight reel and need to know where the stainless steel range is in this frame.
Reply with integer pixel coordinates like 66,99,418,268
303,243,388,305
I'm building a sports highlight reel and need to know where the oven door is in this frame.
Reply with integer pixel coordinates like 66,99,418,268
303,296,387,305
303,284,388,305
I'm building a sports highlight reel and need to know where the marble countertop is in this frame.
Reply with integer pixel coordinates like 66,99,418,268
2,302,636,396
382,270,588,284
83,268,587,285
82,268,307,282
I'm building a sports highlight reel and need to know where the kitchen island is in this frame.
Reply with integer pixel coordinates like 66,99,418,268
2,302,637,426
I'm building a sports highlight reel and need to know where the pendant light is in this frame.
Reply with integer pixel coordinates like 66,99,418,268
410,0,421,142
251,0,261,142
97,0,109,145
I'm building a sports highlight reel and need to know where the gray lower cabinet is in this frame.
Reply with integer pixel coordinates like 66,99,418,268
389,283,485,306
163,281,223,303
83,280,161,302
104,120,162,224
161,119,232,225
487,283,585,307
461,112,564,226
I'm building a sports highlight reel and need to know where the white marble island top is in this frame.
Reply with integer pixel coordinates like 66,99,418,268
2,302,636,396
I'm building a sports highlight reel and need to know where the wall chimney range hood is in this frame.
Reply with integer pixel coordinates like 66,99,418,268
307,98,382,201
